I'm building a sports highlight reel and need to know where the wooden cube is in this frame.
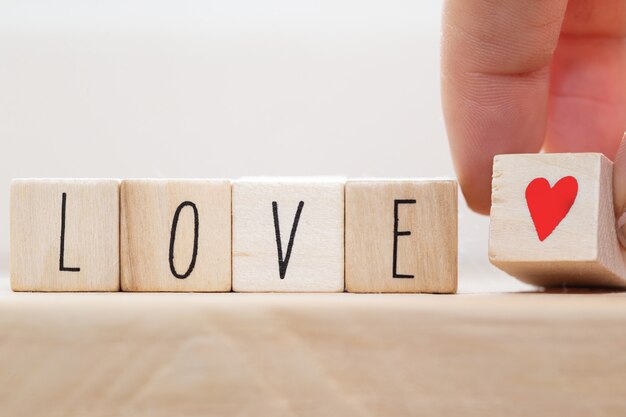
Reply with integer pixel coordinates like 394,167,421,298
120,179,232,292
489,153,626,288
232,178,344,292
10,179,120,291
345,179,458,293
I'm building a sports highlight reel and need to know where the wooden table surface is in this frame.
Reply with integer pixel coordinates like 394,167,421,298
1,273,625,417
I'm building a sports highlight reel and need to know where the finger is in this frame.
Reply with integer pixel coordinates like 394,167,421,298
561,0,626,37
613,132,626,215
544,0,626,158
442,0,569,214
613,133,626,248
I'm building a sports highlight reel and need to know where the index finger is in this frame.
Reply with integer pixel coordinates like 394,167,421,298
441,0,568,214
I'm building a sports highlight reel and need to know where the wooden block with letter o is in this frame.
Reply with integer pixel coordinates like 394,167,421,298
489,153,626,288
345,179,458,293
120,179,231,292
232,178,344,292
10,179,120,292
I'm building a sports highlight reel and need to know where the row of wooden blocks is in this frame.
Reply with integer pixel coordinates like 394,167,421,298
11,153,626,293
10,178,458,292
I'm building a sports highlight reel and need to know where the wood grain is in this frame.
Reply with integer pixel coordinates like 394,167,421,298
345,179,457,293
10,179,120,292
120,179,231,292
1,290,626,417
489,153,626,288
232,178,344,292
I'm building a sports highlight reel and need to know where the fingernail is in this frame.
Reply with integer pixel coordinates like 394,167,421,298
617,210,626,249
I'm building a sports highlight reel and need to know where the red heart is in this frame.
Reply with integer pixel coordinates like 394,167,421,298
525,176,578,241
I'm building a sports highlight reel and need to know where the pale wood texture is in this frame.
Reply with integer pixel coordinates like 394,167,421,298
1,289,626,417
120,180,231,292
489,153,626,287
232,178,344,292
10,179,120,292
345,179,457,293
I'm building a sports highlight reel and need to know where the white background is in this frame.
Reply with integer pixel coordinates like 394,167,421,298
0,0,527,290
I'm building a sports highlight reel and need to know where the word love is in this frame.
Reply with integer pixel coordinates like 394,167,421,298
489,153,626,288
10,178,458,293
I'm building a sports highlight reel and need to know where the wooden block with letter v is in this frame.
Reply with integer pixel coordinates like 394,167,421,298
120,179,231,292
232,178,344,292
345,179,458,293
10,179,120,291
489,153,626,288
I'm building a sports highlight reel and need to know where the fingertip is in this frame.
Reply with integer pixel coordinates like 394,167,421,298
463,190,491,216
457,169,492,216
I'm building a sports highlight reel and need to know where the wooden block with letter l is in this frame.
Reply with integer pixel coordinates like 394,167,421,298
10,179,120,292
489,153,626,288
232,178,344,292
345,179,458,293
120,179,232,292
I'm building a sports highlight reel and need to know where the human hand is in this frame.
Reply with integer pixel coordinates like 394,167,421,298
441,0,626,215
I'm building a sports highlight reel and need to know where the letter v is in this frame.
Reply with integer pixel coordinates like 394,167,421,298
272,201,304,279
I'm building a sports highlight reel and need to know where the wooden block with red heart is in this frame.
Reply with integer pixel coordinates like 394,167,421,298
488,153,626,288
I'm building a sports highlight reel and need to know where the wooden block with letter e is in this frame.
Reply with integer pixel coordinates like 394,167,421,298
345,179,458,293
120,179,231,292
232,178,344,292
489,153,626,288
10,179,120,291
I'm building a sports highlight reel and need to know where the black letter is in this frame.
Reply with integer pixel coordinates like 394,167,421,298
169,201,199,279
59,192,80,272
393,199,416,278
272,201,304,279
